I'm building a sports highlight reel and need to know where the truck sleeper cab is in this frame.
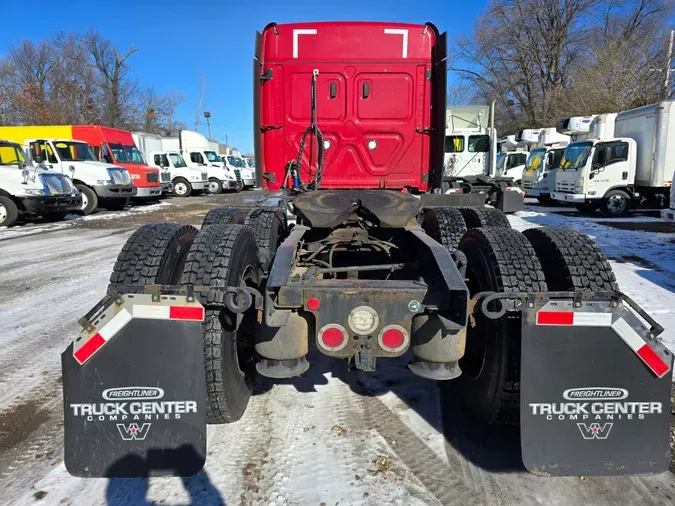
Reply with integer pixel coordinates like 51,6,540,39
0,140,81,226
149,151,209,197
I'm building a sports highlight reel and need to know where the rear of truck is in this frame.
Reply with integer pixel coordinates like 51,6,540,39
62,21,672,480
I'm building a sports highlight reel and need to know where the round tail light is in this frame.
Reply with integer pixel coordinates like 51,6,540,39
318,324,348,352
378,325,409,353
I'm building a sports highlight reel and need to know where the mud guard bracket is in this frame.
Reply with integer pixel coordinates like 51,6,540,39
520,298,672,476
62,293,206,477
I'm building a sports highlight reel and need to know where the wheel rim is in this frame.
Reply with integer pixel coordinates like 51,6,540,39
0,203,7,223
233,264,259,378
237,180,244,191
175,182,188,195
607,195,627,214
209,181,220,193
81,192,88,211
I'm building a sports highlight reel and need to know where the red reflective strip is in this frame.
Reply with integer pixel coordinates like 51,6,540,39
169,306,204,321
636,344,670,377
74,333,105,364
536,311,574,325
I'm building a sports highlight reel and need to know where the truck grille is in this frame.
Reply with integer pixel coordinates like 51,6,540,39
160,172,171,182
146,172,160,183
202,172,208,181
108,168,132,185
234,169,242,181
557,181,574,192
40,174,73,195
522,181,533,189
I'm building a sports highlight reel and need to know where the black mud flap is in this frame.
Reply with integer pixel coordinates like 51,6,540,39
493,188,524,213
62,293,206,478
420,192,485,208
520,299,672,476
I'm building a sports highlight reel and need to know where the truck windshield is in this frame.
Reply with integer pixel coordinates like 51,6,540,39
53,141,96,162
109,144,146,164
496,153,506,171
525,149,546,170
169,153,187,168
0,142,26,165
247,159,255,168
236,158,246,168
227,156,237,166
560,142,593,171
205,151,221,163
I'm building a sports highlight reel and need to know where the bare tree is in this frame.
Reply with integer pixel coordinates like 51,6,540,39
447,82,475,106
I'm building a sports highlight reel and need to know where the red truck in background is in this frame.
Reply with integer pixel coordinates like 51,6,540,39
255,22,446,192
72,126,165,198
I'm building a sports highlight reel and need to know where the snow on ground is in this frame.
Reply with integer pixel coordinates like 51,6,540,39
1,201,675,505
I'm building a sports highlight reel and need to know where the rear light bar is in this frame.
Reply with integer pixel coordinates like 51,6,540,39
318,324,349,352
378,325,409,353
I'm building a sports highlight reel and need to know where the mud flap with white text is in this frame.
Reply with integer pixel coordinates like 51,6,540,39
520,299,672,476
62,294,206,478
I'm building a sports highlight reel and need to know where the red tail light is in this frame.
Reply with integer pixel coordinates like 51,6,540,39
378,325,409,352
318,324,348,351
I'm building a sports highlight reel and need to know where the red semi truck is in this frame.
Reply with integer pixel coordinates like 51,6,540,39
71,126,165,199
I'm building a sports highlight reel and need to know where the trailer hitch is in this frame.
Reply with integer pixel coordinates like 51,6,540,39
470,290,664,339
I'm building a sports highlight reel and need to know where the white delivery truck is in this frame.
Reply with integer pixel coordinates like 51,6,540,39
133,132,209,197
21,138,135,214
588,113,617,140
130,132,172,194
162,131,241,193
227,148,256,188
553,101,674,217
521,127,570,203
663,167,675,222
0,139,82,226
495,128,541,183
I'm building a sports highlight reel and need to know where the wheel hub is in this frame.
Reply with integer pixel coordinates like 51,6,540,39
607,195,626,213
209,181,219,193
175,183,187,195
81,193,88,210
0,203,7,222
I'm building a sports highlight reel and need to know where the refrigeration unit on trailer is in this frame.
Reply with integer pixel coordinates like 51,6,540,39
0,126,137,214
133,132,209,197
556,116,596,141
0,139,81,226
521,127,570,202
62,21,671,482
163,131,241,193
553,101,674,216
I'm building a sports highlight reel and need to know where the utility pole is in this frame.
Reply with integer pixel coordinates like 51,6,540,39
225,134,228,145
204,111,212,138
665,30,674,99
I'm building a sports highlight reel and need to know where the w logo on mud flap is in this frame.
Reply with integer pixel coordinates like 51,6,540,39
577,423,613,439
117,423,151,440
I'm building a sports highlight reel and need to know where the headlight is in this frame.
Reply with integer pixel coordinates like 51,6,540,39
17,187,45,196
574,178,584,193
130,173,141,180
96,180,112,185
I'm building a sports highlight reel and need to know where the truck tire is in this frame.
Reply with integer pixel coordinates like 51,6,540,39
100,198,127,211
574,201,599,214
207,178,223,195
180,224,260,424
108,223,198,295
523,227,618,292
202,206,249,227
172,178,192,198
244,208,286,271
600,189,631,218
458,206,511,229
422,207,467,252
76,185,98,215
456,228,547,425
0,196,19,227
536,195,552,205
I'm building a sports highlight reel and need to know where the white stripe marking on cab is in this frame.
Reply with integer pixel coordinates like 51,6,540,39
132,305,170,320
98,309,133,341
384,28,409,58
293,29,317,58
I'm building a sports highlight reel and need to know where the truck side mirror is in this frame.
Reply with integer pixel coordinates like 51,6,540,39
31,143,43,164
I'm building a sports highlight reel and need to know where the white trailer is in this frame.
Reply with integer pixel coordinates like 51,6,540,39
553,101,674,216
162,131,241,193
133,132,210,197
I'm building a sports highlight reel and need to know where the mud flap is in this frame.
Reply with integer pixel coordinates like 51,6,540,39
520,299,672,476
493,188,524,213
62,293,206,477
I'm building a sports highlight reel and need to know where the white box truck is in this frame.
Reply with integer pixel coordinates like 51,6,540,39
521,127,570,203
162,131,242,192
553,101,674,217
133,132,210,197
0,139,82,226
